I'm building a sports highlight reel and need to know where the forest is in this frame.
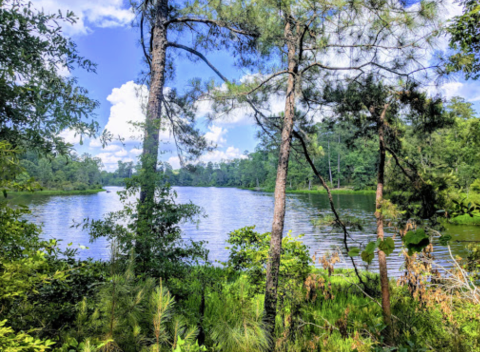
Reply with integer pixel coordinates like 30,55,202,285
168,96,480,194
1,0,480,352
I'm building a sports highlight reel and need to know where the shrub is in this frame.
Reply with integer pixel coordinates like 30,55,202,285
224,226,312,291
471,179,480,193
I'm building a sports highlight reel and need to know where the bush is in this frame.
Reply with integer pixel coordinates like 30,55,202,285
471,179,480,193
224,226,312,291
73,182,88,191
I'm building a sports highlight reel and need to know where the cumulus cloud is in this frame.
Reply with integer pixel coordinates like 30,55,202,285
30,0,134,36
59,129,82,144
166,146,247,170
104,81,148,143
204,125,227,146
437,81,480,102
130,148,142,156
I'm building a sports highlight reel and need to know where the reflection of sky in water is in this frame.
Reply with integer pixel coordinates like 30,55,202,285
15,186,480,277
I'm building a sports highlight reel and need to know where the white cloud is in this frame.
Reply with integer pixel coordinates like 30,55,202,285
59,129,82,144
166,146,246,169
104,81,148,143
96,151,134,171
115,148,128,157
205,125,227,146
200,146,247,164
103,144,121,152
428,81,480,104
130,148,142,156
168,156,181,169
30,0,134,36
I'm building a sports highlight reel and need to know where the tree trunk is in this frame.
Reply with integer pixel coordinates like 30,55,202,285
263,17,297,345
375,105,393,341
308,179,311,190
337,135,341,189
328,140,333,187
137,0,168,260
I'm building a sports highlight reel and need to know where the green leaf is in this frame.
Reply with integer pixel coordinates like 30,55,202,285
361,250,375,264
438,235,452,246
403,229,430,255
348,247,361,257
379,237,395,256
365,240,379,254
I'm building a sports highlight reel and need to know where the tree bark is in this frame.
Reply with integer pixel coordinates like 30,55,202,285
263,16,297,346
328,140,333,187
337,135,341,189
137,0,168,261
375,104,393,341
140,0,167,205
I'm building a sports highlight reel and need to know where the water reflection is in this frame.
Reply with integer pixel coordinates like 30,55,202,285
12,186,480,277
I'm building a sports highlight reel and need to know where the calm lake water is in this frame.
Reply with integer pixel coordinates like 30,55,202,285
11,186,480,276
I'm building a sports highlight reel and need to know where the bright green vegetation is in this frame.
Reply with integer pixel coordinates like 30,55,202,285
2,218,480,352
449,214,480,226
8,189,105,197
1,0,480,351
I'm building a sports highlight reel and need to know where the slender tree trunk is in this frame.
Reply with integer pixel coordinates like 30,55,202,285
308,179,311,190
328,140,333,187
264,17,298,345
375,105,393,341
137,0,168,261
337,135,341,189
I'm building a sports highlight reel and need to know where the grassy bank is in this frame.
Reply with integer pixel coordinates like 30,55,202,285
449,213,480,225
7,188,105,197
245,187,375,195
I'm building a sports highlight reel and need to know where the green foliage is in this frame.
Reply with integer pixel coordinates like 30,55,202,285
17,151,104,191
0,319,54,352
448,0,480,79
348,247,361,257
224,226,312,290
85,170,206,278
378,238,395,256
0,0,99,155
173,336,206,352
206,276,269,352
402,229,430,256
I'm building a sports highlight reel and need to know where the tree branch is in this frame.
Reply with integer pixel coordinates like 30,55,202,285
167,42,228,82
165,17,257,37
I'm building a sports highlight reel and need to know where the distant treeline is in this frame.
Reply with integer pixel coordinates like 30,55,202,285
164,131,378,190
19,151,104,191
165,97,480,194
22,97,480,195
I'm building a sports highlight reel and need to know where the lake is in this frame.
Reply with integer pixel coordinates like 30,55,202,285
11,186,480,276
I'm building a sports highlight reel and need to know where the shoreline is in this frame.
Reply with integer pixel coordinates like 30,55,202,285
7,189,106,197
243,187,376,195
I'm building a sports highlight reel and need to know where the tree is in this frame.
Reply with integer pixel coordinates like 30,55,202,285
133,0,258,224
215,0,444,340
448,0,480,79
324,75,447,339
0,0,99,155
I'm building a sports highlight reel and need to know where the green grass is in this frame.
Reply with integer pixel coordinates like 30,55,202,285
7,188,105,197
449,213,480,226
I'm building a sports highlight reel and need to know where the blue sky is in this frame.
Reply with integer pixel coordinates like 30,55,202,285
30,0,480,171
